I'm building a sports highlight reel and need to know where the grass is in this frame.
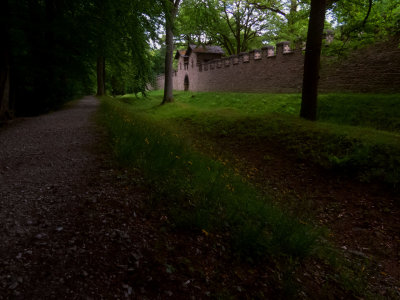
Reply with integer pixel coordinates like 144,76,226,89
98,96,320,261
119,90,400,189
121,90,400,133
318,94,400,132
98,91,399,297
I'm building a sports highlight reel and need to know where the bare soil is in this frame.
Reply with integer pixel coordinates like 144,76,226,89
199,134,400,297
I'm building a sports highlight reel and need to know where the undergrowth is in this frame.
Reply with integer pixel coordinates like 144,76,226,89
98,96,319,261
96,93,392,297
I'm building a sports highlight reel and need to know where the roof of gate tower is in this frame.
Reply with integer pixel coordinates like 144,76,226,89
174,45,224,61
188,44,224,55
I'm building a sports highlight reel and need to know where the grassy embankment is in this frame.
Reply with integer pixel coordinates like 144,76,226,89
99,93,320,260
117,91,400,188
98,91,399,296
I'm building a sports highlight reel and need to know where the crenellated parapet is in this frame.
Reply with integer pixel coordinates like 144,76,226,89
262,45,275,57
198,41,297,72
154,38,400,94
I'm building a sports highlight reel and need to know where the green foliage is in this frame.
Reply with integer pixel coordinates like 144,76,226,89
90,0,161,94
99,95,319,260
176,0,398,57
176,0,314,53
326,0,400,55
317,94,400,132
255,0,312,45
150,46,166,76
5,0,161,115
176,0,273,54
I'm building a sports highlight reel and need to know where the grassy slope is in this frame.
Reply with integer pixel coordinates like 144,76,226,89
121,91,400,188
99,96,320,260
123,91,400,132
99,91,400,297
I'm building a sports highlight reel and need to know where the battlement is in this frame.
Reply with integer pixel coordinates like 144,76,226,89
199,42,296,72
156,38,400,94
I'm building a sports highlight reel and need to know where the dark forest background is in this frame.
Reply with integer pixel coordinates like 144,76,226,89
0,0,398,119
1,0,160,117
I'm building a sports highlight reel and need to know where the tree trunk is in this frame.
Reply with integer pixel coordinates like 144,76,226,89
44,0,55,94
162,0,180,105
235,11,241,55
236,22,241,55
0,0,11,121
162,16,174,104
288,0,297,29
0,54,11,121
96,56,106,96
300,0,327,121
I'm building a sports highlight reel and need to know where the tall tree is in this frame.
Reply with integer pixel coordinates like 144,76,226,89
92,0,111,96
177,0,270,55
300,0,376,120
300,0,327,121
96,56,106,96
1,0,159,117
162,0,181,104
327,0,392,56
221,0,267,54
249,0,310,42
0,0,11,121
64,0,158,97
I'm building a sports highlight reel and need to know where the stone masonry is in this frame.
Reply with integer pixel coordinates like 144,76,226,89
156,38,400,94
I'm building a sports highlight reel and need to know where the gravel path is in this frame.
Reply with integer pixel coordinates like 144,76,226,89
0,97,153,299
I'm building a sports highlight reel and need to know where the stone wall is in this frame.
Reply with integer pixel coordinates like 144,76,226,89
156,38,400,94
319,39,400,93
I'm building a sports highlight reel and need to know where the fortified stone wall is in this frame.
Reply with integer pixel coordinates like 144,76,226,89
156,38,400,94
319,39,400,93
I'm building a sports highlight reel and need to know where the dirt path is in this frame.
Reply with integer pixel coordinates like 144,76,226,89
0,97,155,299
1,97,240,299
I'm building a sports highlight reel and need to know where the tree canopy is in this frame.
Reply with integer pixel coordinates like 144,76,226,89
174,0,399,55
175,0,312,54
1,0,398,119
177,0,274,55
1,0,162,119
